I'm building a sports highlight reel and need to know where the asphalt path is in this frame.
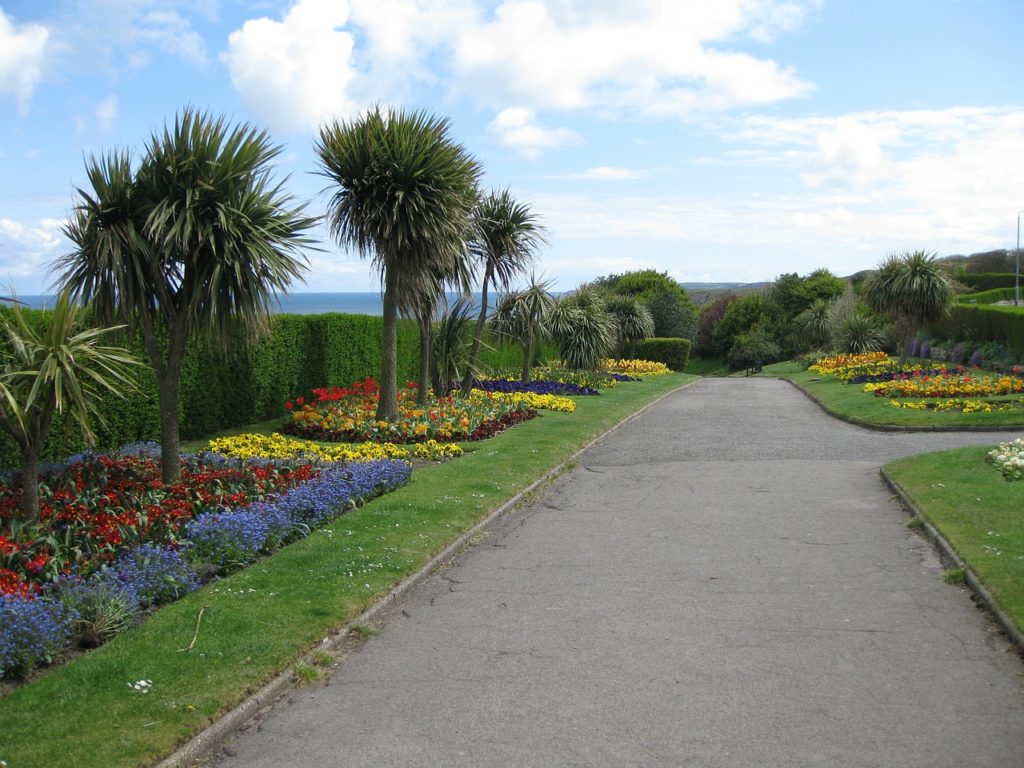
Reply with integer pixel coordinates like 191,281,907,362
215,378,1024,767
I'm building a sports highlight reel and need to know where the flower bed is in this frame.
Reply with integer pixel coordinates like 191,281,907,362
475,378,599,397
988,438,1024,480
864,371,1024,398
208,433,463,462
889,398,1022,413
808,351,891,379
602,358,670,376
283,378,538,443
0,449,411,678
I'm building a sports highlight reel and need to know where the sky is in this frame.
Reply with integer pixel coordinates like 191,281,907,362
1,0,1023,295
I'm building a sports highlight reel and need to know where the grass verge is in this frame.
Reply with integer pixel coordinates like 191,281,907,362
682,356,729,376
767,361,1024,429
885,445,1024,635
0,373,692,768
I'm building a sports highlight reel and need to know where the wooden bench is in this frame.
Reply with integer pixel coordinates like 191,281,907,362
745,362,763,377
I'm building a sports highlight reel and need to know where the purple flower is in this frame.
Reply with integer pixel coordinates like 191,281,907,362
476,378,599,396
103,545,200,607
0,593,77,678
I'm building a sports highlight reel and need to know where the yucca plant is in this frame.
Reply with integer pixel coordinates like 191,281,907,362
606,295,655,357
549,284,616,371
316,107,482,420
0,292,141,522
834,311,887,353
861,250,954,363
431,298,479,393
461,189,546,394
490,276,556,383
57,108,316,483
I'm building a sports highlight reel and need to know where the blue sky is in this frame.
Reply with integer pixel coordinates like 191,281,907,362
1,0,1022,294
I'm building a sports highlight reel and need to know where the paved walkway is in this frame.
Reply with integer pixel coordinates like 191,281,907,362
216,378,1024,767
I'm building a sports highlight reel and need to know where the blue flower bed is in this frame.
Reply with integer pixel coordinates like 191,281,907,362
1,458,412,678
475,378,599,396
848,369,944,385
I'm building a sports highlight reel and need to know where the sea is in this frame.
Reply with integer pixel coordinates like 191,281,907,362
10,292,493,317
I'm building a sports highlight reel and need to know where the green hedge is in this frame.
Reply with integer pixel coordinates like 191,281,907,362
958,287,1017,305
927,305,1024,360
0,312,419,469
631,337,692,371
958,273,1019,291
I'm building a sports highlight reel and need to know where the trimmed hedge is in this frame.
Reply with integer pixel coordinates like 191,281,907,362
0,312,420,469
927,304,1024,360
958,287,1017,305
958,273,1019,291
631,337,692,371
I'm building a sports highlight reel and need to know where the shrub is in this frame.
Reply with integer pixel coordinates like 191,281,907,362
0,593,77,677
957,273,1018,291
630,338,691,370
928,305,1024,360
57,577,140,648
727,327,781,369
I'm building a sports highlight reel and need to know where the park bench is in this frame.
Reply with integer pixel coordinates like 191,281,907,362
745,361,763,377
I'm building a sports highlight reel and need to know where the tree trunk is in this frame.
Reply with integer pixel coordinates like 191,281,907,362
461,266,492,395
156,363,182,484
19,445,40,524
377,273,400,422
521,332,533,384
417,311,431,406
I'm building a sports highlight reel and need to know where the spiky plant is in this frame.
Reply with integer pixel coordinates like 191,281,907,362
606,295,655,357
490,275,556,383
549,283,617,371
57,108,316,483
0,292,141,521
861,250,954,363
316,107,481,420
461,190,546,393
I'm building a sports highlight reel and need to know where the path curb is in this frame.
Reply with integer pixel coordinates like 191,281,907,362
880,467,1024,656
776,376,1024,433
156,377,698,768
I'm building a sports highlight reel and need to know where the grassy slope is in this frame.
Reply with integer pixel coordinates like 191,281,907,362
0,373,692,768
886,446,1024,633
767,361,1024,428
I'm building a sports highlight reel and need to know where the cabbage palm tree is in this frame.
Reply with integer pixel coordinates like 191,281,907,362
861,250,954,363
607,296,654,358
461,190,546,394
490,276,556,383
549,283,616,371
57,109,316,484
316,107,481,420
0,292,141,522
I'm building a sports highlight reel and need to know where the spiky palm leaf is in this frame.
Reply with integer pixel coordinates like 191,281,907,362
549,283,616,371
606,296,655,356
490,275,556,382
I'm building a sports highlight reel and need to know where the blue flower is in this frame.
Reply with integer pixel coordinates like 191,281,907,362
0,593,77,678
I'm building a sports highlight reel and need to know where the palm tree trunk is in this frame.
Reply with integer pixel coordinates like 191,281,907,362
462,266,492,395
521,331,533,383
19,446,40,524
377,273,400,422
156,364,182,484
417,311,432,406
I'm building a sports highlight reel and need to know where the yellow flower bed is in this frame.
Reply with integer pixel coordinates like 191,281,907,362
602,359,671,376
888,398,1020,413
207,433,462,463
482,390,576,413
866,374,1024,398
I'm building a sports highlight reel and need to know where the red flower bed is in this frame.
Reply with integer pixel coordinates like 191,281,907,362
0,452,318,596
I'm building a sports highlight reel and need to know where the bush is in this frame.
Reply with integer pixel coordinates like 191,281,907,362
957,287,1017,304
631,338,692,371
927,305,1024,359
0,593,77,678
727,327,781,369
712,293,766,355
957,273,1019,291
0,312,421,470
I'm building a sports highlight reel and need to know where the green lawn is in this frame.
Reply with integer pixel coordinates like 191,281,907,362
767,361,1024,428
886,446,1024,636
682,356,729,376
0,373,692,768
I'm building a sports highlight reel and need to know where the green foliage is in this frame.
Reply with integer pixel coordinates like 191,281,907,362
696,293,737,355
763,270,847,355
594,269,697,340
631,338,692,371
956,273,1018,291
432,299,477,391
726,326,781,369
711,293,765,355
607,296,655,356
957,287,1017,304
549,284,616,371
927,304,1024,359
0,313,420,470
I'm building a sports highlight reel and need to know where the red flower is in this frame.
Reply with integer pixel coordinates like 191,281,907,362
284,401,294,411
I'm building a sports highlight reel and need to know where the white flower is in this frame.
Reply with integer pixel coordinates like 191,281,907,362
129,679,153,693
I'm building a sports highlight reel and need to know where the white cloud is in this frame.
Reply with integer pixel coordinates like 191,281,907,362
0,218,65,283
95,95,118,132
0,9,49,114
223,0,357,133
565,166,646,181
488,107,580,158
